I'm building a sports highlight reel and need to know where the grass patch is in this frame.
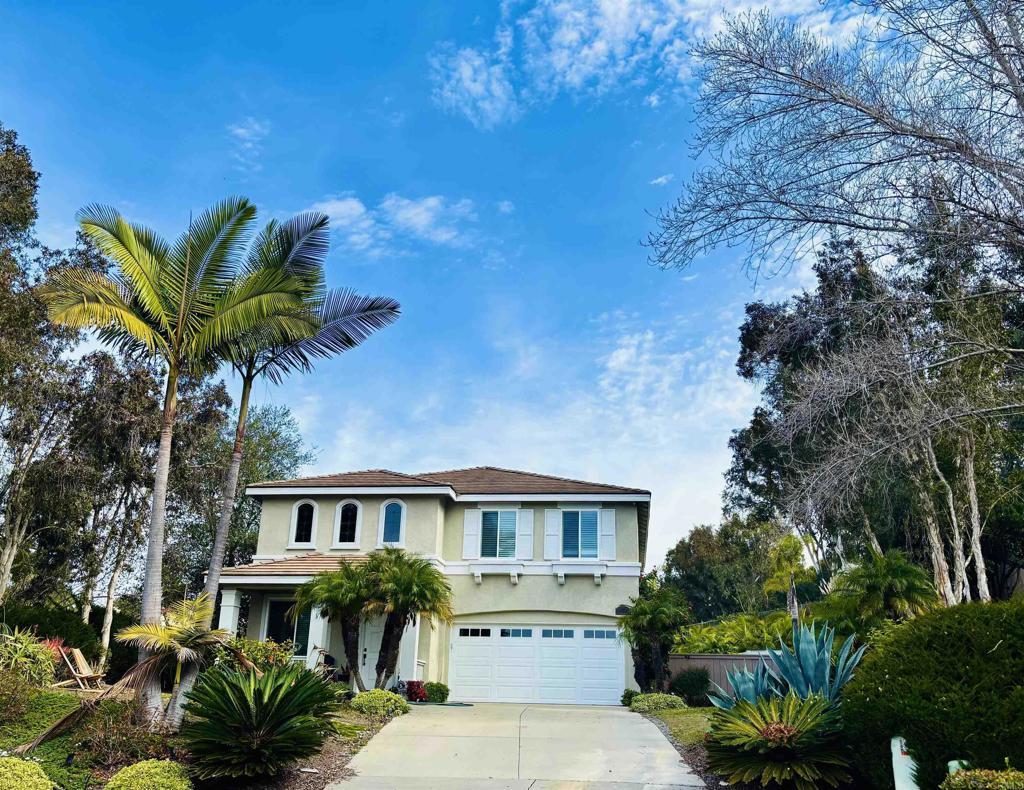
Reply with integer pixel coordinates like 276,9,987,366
0,688,90,788
650,707,712,746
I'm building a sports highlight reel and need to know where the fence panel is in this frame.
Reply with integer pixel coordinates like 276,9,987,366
667,652,769,693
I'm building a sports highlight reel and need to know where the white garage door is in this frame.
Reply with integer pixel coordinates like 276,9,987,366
449,624,623,705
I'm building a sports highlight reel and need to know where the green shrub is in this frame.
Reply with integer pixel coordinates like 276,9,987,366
105,760,192,790
76,701,170,768
843,600,1024,790
0,626,56,685
181,664,342,779
621,688,640,707
669,668,711,706
212,635,294,672
706,692,850,790
629,692,686,713
350,688,410,720
941,768,1024,790
676,612,793,654
0,669,31,723
1,604,100,662
0,757,52,790
424,681,449,703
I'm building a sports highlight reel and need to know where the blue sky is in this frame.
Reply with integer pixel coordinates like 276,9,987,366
0,1,856,564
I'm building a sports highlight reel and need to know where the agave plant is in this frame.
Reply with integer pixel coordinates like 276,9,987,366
181,663,343,778
767,622,865,702
709,660,781,709
706,693,851,790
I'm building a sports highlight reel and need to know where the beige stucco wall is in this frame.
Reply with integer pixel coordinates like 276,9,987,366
440,502,640,563
254,494,446,556
446,574,638,619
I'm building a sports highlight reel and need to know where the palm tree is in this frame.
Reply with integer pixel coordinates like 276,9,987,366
831,549,938,628
365,548,453,689
620,584,690,692
38,198,312,716
291,560,374,692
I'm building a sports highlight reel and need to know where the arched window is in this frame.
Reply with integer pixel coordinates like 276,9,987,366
334,500,362,547
378,499,406,546
290,500,317,547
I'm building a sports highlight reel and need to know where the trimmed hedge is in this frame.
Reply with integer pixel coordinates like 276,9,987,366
942,768,1024,790
843,600,1024,789
105,760,192,790
629,692,686,713
424,681,449,703
669,668,711,707
0,757,52,790
350,688,409,721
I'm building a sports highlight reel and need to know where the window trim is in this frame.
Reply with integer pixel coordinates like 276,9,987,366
288,499,318,549
479,506,518,560
332,499,362,548
560,508,600,560
377,498,407,547
260,596,311,659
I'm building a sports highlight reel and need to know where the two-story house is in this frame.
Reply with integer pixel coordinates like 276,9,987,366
216,467,650,705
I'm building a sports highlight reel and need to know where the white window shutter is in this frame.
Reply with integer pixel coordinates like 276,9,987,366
516,509,534,560
463,509,482,560
544,509,561,560
599,508,616,560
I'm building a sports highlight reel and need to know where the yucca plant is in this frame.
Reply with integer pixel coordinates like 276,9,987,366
767,622,865,702
707,693,852,790
181,663,343,779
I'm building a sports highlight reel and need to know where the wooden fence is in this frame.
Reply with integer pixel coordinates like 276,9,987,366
667,652,771,693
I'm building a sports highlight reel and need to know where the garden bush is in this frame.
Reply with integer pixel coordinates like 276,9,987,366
404,680,426,702
77,701,170,768
350,688,410,720
706,692,850,790
181,664,342,779
105,760,192,790
621,688,639,707
843,600,1024,790
0,669,31,723
0,626,56,685
676,612,792,654
2,604,100,661
212,635,294,672
669,668,711,706
941,767,1024,790
424,681,449,703
629,692,686,713
0,757,52,790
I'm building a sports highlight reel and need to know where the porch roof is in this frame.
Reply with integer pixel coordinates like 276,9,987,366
220,551,368,583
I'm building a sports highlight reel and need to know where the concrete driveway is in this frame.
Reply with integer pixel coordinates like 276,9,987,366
333,703,704,789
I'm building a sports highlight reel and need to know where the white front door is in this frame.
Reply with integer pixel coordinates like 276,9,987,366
360,616,386,684
449,624,623,705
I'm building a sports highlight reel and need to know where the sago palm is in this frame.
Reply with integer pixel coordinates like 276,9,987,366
291,560,373,692
365,548,453,688
38,198,313,715
832,549,937,628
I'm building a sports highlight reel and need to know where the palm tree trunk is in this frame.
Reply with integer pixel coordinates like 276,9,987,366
963,435,992,601
340,614,367,692
374,612,405,688
139,367,179,719
203,369,254,604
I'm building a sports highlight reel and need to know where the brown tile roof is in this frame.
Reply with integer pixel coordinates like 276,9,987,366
248,469,448,490
417,466,649,495
250,466,649,496
220,552,369,577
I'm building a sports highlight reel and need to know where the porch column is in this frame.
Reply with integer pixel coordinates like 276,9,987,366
305,606,330,670
218,588,242,635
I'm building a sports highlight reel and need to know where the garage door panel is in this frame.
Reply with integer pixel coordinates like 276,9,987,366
451,624,622,705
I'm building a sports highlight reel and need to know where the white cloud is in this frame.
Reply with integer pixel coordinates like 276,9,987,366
649,173,674,186
379,194,476,245
429,0,864,128
227,117,270,174
497,199,516,214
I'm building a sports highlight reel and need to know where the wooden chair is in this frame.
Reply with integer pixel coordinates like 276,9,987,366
53,647,105,691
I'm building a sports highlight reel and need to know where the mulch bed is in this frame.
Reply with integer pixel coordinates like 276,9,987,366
644,713,754,790
253,718,383,790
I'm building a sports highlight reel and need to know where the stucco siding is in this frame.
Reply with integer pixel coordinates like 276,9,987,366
445,574,638,618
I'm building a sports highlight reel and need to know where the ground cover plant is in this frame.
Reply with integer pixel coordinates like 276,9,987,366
0,757,52,790
349,688,410,720
104,759,192,790
629,692,686,713
0,688,88,787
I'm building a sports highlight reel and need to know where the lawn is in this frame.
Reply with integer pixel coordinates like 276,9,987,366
650,706,712,746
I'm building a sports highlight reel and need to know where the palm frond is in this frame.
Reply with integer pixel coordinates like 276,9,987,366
116,623,181,652
261,289,401,383
245,212,330,286
76,203,171,330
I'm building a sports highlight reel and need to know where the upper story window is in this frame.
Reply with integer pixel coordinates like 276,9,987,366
290,500,317,547
378,499,405,546
562,509,599,559
481,510,517,558
334,500,361,547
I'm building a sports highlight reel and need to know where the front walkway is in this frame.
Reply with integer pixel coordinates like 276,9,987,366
332,703,705,789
